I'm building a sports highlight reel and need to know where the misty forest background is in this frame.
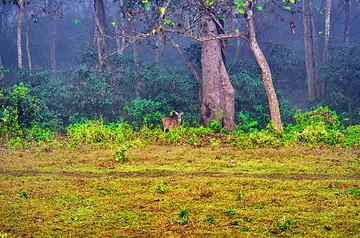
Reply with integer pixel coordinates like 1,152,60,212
0,0,360,136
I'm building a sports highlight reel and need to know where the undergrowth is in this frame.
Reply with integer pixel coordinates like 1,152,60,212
2,106,360,149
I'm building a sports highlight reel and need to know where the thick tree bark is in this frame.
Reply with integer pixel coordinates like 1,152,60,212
94,0,108,69
245,1,283,131
303,0,315,102
17,0,25,69
200,15,236,130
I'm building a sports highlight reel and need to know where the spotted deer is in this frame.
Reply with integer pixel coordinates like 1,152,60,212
162,112,184,132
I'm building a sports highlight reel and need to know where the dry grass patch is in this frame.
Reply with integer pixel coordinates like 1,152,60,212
0,144,359,237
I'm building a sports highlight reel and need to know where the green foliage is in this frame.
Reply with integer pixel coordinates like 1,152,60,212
113,145,129,163
124,98,165,127
0,83,46,140
179,208,189,225
342,125,360,147
348,189,360,196
67,119,133,144
319,42,360,125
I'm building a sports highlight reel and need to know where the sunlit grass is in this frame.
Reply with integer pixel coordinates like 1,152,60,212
0,142,359,237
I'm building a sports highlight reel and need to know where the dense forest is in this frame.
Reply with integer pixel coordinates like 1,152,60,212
1,2,360,236
0,0,359,142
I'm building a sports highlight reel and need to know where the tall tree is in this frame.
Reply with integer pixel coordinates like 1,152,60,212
16,0,25,69
343,0,350,45
94,0,108,69
244,0,283,131
303,0,315,102
199,14,236,130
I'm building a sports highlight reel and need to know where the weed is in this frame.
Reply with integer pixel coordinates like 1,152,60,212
113,144,132,163
272,217,295,234
237,193,245,200
225,210,236,215
204,216,215,223
348,189,360,196
156,184,167,194
179,208,189,225
20,190,30,199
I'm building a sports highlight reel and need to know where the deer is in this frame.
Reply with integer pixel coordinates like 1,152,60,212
162,112,184,132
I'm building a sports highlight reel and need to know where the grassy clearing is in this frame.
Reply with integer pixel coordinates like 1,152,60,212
0,143,359,237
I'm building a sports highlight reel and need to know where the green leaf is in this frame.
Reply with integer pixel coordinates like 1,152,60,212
256,6,263,10
318,31,324,35
73,20,80,24
111,21,116,27
284,6,291,11
206,0,215,6
164,19,175,26
289,0,296,3
238,8,245,14
160,7,165,15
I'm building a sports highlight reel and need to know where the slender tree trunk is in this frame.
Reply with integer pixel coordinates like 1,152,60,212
94,0,108,69
50,15,56,78
323,0,331,62
133,41,141,98
303,0,315,102
164,32,200,82
311,15,321,99
17,0,25,69
25,22,32,74
245,0,283,131
343,0,350,45
321,0,332,100
200,14,236,130
116,0,125,55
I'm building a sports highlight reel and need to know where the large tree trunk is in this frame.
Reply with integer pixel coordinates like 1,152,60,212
303,0,315,102
245,1,283,131
94,0,108,69
200,15,236,130
17,0,25,69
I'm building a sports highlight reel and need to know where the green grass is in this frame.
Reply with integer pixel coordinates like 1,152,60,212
0,142,359,237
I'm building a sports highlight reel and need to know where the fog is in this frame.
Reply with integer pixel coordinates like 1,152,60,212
0,0,359,130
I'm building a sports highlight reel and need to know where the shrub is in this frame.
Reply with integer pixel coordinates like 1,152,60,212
67,119,133,144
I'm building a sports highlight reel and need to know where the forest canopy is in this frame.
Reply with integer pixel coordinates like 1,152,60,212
0,0,359,143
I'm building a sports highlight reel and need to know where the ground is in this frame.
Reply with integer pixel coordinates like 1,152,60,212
0,143,359,237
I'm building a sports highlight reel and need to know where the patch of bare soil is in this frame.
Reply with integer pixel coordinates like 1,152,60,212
1,170,359,181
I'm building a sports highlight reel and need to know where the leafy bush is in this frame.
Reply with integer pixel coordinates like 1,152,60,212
0,83,45,139
342,125,360,147
67,119,133,144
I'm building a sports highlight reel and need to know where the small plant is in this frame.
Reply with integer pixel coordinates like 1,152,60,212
179,208,189,225
20,190,30,199
204,216,215,223
272,217,295,234
237,193,245,200
156,184,167,194
225,209,236,215
113,145,130,163
348,189,360,196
